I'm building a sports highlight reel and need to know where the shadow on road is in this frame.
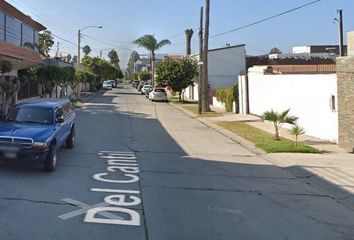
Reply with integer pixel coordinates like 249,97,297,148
0,87,354,240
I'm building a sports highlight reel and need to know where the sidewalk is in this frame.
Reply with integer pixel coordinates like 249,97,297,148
171,102,354,209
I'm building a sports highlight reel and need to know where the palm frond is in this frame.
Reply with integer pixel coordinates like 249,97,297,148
263,109,278,122
156,39,171,50
133,35,156,51
279,109,290,120
284,116,298,124
290,125,305,136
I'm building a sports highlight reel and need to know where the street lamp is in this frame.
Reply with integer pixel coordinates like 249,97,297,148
77,25,103,70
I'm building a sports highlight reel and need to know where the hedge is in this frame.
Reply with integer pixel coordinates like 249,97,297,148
215,84,238,112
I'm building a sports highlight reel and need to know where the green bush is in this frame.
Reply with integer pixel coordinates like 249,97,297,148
215,86,238,112
216,88,226,102
225,88,234,112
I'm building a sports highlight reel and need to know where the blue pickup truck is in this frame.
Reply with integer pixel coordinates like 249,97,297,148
0,99,75,171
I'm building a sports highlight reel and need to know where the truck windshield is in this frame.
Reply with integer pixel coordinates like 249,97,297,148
6,107,53,125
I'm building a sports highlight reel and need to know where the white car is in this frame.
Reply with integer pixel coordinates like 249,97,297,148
141,85,153,95
102,81,112,90
149,88,168,102
108,80,117,88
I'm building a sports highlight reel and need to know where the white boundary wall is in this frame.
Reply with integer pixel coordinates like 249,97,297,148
247,66,338,143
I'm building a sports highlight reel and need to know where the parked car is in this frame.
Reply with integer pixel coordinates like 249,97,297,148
132,80,140,88
0,99,76,171
149,88,168,102
141,85,153,95
137,82,146,92
108,80,117,88
102,81,113,90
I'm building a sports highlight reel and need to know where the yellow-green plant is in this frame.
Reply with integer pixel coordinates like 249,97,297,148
215,85,237,112
290,125,305,148
263,109,298,140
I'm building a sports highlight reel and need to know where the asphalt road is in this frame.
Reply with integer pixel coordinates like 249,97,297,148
0,86,354,240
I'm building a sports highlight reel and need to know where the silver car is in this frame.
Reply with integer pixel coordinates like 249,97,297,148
102,81,112,90
141,85,153,95
148,88,168,102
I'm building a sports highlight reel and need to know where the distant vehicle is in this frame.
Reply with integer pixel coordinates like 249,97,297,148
141,85,153,95
137,82,146,92
102,81,113,90
108,80,117,88
0,99,76,171
149,88,168,102
132,80,140,88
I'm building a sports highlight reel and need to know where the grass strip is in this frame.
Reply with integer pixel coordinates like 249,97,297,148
181,105,222,117
216,121,320,153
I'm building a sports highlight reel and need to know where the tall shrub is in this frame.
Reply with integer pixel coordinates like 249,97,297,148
215,86,237,112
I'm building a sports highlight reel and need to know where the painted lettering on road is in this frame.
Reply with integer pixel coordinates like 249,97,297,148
59,151,142,227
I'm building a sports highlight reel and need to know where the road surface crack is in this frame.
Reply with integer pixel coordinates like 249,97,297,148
0,197,74,206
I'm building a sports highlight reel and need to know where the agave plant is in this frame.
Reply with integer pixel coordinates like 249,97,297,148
263,109,298,140
290,125,305,148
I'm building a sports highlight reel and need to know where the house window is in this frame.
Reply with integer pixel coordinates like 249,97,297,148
0,11,4,41
34,30,39,52
22,24,34,50
6,14,21,46
330,95,336,111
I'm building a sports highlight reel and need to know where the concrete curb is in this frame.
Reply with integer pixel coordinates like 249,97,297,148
79,90,103,103
170,103,266,156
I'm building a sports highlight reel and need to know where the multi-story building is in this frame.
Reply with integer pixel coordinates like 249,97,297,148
0,1,45,72
134,53,168,73
292,45,347,56
0,1,46,101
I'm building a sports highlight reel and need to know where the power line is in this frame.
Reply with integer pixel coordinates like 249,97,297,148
211,0,322,38
6,0,76,38
84,35,135,52
52,33,78,46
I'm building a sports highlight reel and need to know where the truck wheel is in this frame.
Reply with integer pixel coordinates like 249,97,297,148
66,127,75,148
43,144,57,172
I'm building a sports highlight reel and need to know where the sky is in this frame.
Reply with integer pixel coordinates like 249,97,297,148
6,0,354,68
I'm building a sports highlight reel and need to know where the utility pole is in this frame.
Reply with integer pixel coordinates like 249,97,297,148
100,50,102,58
202,0,211,112
77,29,81,70
55,42,60,58
337,9,344,56
198,6,203,114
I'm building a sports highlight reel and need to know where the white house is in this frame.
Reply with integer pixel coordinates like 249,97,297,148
239,64,338,142
184,44,246,101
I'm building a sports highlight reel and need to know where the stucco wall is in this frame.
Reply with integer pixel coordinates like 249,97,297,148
248,67,338,142
208,46,246,89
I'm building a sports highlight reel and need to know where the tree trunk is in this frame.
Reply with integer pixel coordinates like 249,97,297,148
151,51,155,87
185,29,193,56
295,136,298,148
179,91,182,102
202,0,211,112
2,92,6,117
274,127,280,141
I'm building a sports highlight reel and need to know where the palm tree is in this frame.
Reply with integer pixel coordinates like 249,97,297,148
290,125,305,148
133,35,171,85
185,29,193,55
269,47,282,54
263,109,298,140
